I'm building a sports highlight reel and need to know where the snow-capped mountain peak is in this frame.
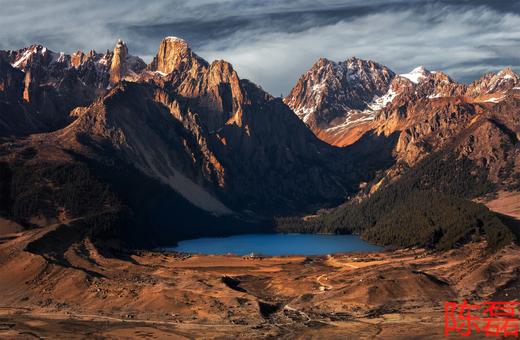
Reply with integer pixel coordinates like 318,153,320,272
10,44,56,69
284,57,395,126
400,66,430,84
466,67,519,98
284,57,396,146
497,67,517,80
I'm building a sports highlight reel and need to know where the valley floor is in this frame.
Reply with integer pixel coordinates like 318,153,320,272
482,190,520,220
1,222,520,339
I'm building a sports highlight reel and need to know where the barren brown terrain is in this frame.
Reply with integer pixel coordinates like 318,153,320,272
482,191,520,220
1,2,520,338
1,219,519,339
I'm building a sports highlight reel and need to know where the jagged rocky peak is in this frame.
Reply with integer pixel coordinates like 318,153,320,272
466,67,520,97
306,56,395,89
6,39,146,87
430,70,453,82
8,44,65,70
109,39,129,84
107,39,146,85
285,59,474,147
7,44,103,73
392,66,466,99
113,39,129,62
71,50,87,68
284,56,395,131
344,56,395,83
201,58,241,91
496,66,519,80
0,40,142,135
146,38,244,130
70,49,102,68
149,36,206,75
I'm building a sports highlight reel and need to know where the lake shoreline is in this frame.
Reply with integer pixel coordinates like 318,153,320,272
162,233,382,256
1,227,519,339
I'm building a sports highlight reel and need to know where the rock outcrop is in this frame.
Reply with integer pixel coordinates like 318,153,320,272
109,39,129,85
149,37,201,75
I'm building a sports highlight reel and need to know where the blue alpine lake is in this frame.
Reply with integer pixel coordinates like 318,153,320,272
166,233,382,256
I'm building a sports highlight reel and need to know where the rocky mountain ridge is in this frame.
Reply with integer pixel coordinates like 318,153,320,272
280,60,519,250
0,37,397,246
0,40,146,135
285,58,519,148
0,37,518,248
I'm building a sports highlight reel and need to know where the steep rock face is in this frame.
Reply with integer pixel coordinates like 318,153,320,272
64,82,233,215
149,37,244,131
371,68,520,170
63,80,361,214
109,39,129,85
149,37,202,75
376,98,483,165
0,58,24,100
109,39,146,85
471,93,520,184
1,44,106,133
0,58,45,135
146,39,394,212
50,38,394,215
208,80,355,212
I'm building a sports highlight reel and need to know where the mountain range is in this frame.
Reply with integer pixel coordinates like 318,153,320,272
0,37,518,249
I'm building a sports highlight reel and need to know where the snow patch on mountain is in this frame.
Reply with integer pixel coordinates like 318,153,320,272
11,47,37,68
482,95,506,103
154,70,168,76
368,88,397,111
164,36,186,43
326,112,375,132
296,107,317,124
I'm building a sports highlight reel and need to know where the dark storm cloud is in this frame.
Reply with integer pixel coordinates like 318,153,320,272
124,1,410,49
0,0,519,95
438,0,520,13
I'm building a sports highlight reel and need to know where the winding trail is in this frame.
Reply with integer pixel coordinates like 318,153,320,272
315,257,361,292
316,274,333,291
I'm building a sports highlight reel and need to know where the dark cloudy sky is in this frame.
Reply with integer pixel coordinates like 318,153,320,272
1,0,519,95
